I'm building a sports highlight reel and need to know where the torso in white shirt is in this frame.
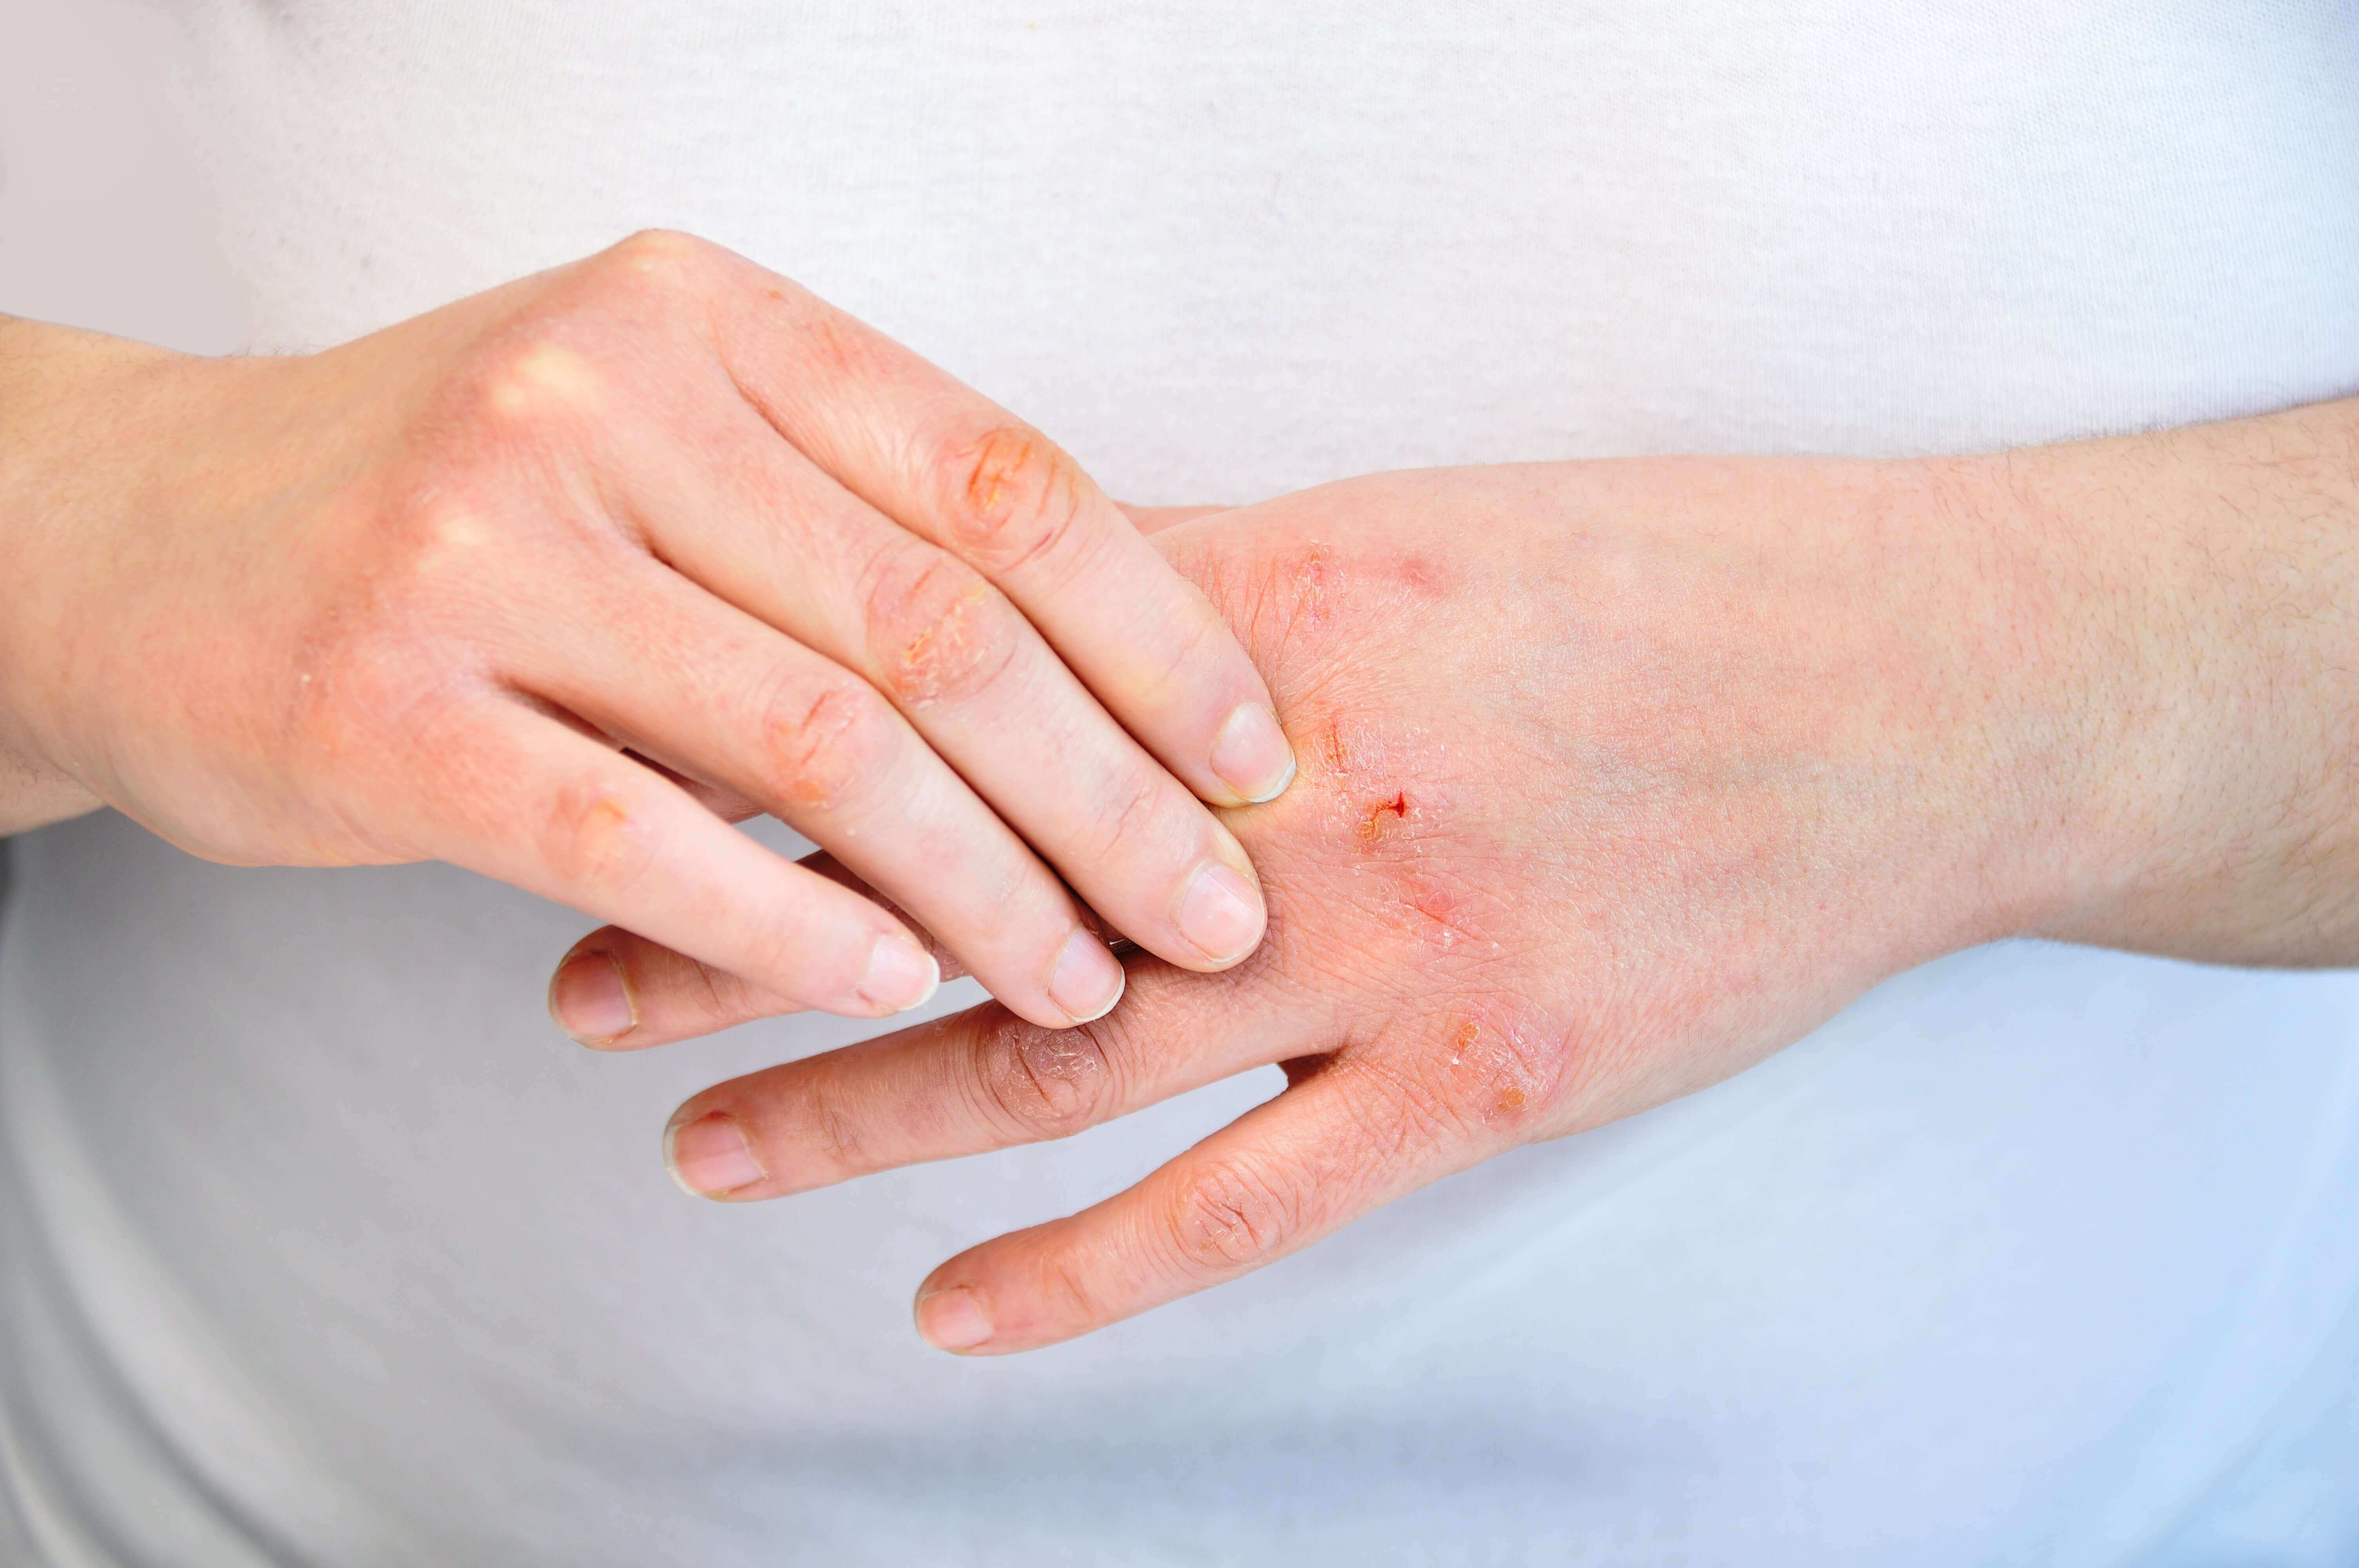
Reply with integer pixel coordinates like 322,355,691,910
4,4,2359,1564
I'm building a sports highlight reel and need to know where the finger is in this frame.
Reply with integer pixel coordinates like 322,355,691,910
551,898,973,1054
605,396,1269,978
709,263,1297,808
622,751,765,824
658,956,1323,1200
509,549,1130,1034
911,1060,1462,1354
549,927,807,1052
556,850,1135,1052
1115,503,1233,537
422,700,941,1022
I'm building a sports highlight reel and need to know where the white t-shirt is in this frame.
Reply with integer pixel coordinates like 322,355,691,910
5,4,2359,1563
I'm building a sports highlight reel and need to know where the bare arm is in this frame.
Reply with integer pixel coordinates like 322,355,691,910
2004,396,2359,966
583,393,2359,1350
0,318,125,834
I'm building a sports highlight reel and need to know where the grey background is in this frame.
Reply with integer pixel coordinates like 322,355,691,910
2,0,244,353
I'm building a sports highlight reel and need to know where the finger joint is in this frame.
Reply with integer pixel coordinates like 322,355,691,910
1165,1156,1299,1280
797,1064,871,1180
537,774,660,898
860,545,1022,708
759,674,894,812
936,425,1093,577
973,1014,1116,1141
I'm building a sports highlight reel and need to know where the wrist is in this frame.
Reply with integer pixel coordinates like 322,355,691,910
0,318,200,826
1824,450,2117,958
1963,401,2359,965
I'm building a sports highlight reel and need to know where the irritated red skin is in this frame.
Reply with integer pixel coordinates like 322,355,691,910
636,400,2359,1353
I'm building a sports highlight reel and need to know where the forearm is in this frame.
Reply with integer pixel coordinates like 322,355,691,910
1987,395,2359,965
0,315,155,835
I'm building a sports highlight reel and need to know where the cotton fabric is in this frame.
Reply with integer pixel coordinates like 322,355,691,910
5,4,2359,1562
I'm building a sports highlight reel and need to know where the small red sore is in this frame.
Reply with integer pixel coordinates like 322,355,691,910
1358,790,1410,842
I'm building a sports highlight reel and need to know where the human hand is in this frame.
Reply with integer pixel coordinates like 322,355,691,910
614,454,2117,1349
0,232,1293,1028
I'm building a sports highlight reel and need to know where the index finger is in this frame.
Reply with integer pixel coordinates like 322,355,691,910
709,264,1296,809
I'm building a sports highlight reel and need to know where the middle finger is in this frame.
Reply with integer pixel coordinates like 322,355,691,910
659,956,1324,1201
614,392,1270,976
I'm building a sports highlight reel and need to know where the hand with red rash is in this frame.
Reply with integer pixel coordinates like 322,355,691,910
572,399,2359,1352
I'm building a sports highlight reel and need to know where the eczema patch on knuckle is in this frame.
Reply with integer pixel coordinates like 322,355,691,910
941,426,1087,566
981,1019,1110,1136
862,551,1018,706
763,681,881,810
1168,1160,1293,1273
1432,1012,1560,1131
540,781,647,891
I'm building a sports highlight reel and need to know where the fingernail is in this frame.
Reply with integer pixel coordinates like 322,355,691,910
856,934,940,1014
914,1286,994,1352
1210,703,1296,804
1047,929,1125,1024
1177,861,1264,965
549,950,635,1044
665,1112,766,1198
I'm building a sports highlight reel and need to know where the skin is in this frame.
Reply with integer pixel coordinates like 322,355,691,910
0,232,1297,1032
592,396,2359,1353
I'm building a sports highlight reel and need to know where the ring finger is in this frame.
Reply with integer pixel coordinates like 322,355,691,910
607,395,1271,977
511,546,1131,1031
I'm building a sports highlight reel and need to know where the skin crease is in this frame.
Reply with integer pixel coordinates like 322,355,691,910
0,233,1298,1032
602,397,2359,1353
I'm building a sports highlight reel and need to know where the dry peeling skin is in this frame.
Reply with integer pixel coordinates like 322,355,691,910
675,458,2028,1352
863,551,1012,709
949,427,1087,561
1158,462,2010,1131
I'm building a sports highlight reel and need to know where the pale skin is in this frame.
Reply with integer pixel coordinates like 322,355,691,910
7,239,2359,1359
0,233,1298,1032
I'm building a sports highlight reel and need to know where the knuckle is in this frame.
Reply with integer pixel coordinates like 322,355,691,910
1437,1012,1565,1135
1164,1156,1299,1279
383,491,512,590
972,1014,1116,1141
1032,1246,1114,1326
936,424,1094,575
1082,770,1169,862
681,952,756,1019
796,1065,870,1178
536,773,658,896
758,672,895,812
859,544,1023,707
463,332,608,429
602,228,722,292
1382,1011,1565,1147
794,301,892,385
